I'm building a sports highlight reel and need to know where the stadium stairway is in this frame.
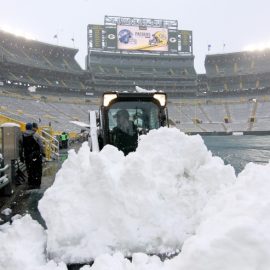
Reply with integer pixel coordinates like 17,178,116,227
198,104,212,123
44,78,53,86
247,100,258,131
0,44,15,60
42,55,54,68
63,59,72,70
8,72,19,81
27,75,37,84
221,123,228,132
224,103,232,123
197,123,208,132
174,105,194,123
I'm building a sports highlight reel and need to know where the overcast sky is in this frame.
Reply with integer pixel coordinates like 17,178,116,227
1,0,269,73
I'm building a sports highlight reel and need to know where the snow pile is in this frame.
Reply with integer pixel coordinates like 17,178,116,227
2,128,270,270
166,161,270,270
39,127,236,263
81,161,270,270
0,215,67,270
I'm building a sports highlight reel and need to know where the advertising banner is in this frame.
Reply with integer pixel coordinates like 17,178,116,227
168,30,178,53
117,25,168,52
106,26,117,49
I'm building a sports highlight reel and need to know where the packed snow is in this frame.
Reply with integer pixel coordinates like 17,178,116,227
0,123,21,128
28,86,37,93
164,161,270,270
0,215,67,270
135,86,157,93
39,128,235,263
1,127,270,270
1,208,12,216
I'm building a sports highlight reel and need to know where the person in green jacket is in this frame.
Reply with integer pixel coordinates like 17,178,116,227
61,132,69,149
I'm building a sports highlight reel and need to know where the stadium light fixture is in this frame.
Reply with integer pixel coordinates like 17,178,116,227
103,93,117,107
244,41,270,52
0,25,36,40
154,93,166,107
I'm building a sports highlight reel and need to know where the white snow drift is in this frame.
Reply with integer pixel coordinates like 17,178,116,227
75,161,270,270
39,127,236,263
1,128,270,270
0,215,67,270
167,161,270,270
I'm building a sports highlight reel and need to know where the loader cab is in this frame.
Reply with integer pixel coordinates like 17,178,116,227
99,91,168,155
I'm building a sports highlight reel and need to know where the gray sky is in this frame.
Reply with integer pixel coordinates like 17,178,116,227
1,0,269,73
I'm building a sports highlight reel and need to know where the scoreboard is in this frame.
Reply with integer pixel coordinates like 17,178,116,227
88,24,103,49
87,16,193,54
179,30,193,53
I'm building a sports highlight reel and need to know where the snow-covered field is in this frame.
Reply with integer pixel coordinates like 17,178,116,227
1,128,270,270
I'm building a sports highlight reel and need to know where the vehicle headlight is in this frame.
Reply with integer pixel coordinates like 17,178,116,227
103,93,117,107
153,93,166,107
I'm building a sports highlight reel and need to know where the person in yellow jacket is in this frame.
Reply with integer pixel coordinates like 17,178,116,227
61,132,69,149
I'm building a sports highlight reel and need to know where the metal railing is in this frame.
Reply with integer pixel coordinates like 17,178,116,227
0,163,9,190
40,129,60,161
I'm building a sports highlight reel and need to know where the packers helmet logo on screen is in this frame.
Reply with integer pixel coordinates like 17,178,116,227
169,37,177,43
149,31,168,46
118,29,133,44
108,34,116,40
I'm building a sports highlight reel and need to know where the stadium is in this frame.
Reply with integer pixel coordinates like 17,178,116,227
1,15,270,138
0,16,270,137
2,13,270,270
0,16,270,139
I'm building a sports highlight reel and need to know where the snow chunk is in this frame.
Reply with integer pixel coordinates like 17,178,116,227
1,208,12,216
39,128,235,264
28,86,36,93
11,214,22,221
0,214,68,270
0,215,47,269
135,86,157,93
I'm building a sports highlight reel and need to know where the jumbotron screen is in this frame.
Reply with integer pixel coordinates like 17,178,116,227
88,17,192,54
117,25,169,52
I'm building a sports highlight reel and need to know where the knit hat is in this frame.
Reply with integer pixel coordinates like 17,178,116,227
32,122,38,129
25,123,33,130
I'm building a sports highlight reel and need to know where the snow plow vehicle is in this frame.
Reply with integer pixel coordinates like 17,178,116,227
68,91,170,269
89,91,169,155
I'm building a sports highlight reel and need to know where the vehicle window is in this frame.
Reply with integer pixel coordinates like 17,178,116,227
108,101,160,133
